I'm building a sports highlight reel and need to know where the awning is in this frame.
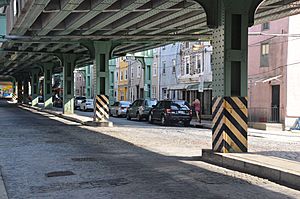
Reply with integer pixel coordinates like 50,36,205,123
168,84,187,90
168,82,212,91
255,75,282,83
186,82,212,90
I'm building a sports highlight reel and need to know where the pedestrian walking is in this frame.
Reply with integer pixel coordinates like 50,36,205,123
193,99,201,123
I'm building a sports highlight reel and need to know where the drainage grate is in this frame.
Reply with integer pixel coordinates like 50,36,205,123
71,157,97,162
46,171,75,177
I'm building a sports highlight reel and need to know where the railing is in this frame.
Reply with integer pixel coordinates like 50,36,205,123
248,107,282,123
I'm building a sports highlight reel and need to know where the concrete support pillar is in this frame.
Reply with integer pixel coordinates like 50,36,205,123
93,41,112,124
31,69,40,106
23,80,29,104
12,80,16,95
209,0,261,153
17,80,22,103
43,63,53,109
63,54,75,114
94,41,111,97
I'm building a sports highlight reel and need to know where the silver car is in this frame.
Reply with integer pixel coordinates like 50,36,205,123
109,101,131,117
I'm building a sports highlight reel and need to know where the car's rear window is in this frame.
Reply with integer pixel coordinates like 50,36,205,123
170,101,190,110
146,100,157,107
120,101,131,106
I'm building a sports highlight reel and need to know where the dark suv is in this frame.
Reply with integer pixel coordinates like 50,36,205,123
148,100,192,126
126,99,157,121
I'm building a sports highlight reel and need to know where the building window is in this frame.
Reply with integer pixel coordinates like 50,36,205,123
153,63,157,76
120,71,123,80
125,70,128,80
111,72,114,83
116,72,118,80
262,22,270,31
137,66,141,78
162,88,167,99
260,43,269,67
185,56,190,75
196,54,203,73
185,42,190,49
162,61,166,74
152,86,156,98
131,67,134,78
172,59,176,73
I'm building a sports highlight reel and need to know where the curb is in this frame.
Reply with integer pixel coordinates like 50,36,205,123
18,104,113,127
202,149,300,191
18,104,85,125
0,167,8,199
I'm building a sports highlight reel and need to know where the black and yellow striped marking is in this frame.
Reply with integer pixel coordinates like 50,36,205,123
212,97,248,153
94,95,109,121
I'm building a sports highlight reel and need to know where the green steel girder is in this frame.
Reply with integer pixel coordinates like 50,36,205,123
83,0,151,35
103,0,183,35
194,0,264,28
38,0,86,36
58,0,119,35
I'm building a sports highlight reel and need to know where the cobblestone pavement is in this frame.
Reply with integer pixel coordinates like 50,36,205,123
0,100,300,198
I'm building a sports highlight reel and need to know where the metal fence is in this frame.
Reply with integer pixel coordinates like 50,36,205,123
248,107,282,123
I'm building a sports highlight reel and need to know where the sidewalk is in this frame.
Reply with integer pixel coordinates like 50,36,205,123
202,150,300,191
20,103,212,128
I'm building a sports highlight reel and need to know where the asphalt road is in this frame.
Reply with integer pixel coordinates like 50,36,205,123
0,99,300,198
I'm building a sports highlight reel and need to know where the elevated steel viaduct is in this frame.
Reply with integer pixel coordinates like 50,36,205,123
0,0,299,152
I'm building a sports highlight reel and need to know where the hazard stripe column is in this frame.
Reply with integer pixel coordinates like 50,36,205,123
94,95,109,121
212,96,248,153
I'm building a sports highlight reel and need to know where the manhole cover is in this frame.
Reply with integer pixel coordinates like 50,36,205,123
46,171,75,177
45,140,65,144
71,157,97,162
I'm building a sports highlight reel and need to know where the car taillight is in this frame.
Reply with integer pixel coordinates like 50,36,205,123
165,109,171,113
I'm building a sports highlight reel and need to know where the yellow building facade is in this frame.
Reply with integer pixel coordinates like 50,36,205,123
117,58,128,101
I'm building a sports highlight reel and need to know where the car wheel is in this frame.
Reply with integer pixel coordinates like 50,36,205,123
126,112,131,120
148,113,153,124
161,115,167,126
184,121,190,127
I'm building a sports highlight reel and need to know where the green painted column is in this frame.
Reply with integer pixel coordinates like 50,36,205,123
94,41,111,97
43,63,53,109
17,80,23,103
23,79,29,104
210,0,260,153
31,69,40,106
63,54,75,114
85,65,92,99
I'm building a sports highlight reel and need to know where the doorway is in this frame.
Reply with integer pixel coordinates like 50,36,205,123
271,85,280,122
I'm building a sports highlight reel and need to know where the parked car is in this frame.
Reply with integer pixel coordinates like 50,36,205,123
126,99,158,121
109,101,131,117
75,96,86,109
148,100,192,126
80,99,94,111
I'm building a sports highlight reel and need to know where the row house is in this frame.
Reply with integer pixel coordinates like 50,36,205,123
155,42,213,115
248,14,300,129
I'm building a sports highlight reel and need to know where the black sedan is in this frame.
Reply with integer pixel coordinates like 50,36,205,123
148,100,192,126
